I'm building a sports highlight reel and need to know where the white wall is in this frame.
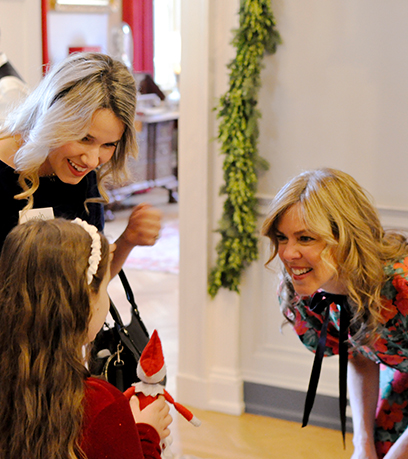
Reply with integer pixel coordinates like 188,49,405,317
245,0,408,398
0,0,122,85
47,11,111,65
257,0,408,208
0,0,42,88
154,0,181,91
178,0,408,416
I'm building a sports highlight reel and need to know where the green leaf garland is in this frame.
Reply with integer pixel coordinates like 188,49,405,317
208,0,281,298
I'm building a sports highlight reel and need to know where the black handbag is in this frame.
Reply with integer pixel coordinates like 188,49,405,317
89,269,150,392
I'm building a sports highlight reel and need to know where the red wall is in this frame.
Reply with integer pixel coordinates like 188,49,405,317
122,0,154,75
41,0,154,76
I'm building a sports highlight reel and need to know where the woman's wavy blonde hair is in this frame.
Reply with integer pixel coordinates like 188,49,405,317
261,168,408,345
0,52,137,210
0,218,109,459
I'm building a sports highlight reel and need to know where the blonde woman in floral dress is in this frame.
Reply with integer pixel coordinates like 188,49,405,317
262,168,408,459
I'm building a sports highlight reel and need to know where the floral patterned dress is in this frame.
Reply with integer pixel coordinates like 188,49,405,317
285,257,408,458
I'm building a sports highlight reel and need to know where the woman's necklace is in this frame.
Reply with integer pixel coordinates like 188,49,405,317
38,160,56,179
43,172,56,181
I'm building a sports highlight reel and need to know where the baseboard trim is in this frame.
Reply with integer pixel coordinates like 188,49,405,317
244,381,353,433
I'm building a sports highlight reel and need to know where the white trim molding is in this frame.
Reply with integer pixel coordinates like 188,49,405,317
177,0,244,416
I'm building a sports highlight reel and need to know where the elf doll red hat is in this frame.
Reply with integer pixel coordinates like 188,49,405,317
136,329,167,384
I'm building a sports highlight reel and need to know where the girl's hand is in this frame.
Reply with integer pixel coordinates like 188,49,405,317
130,395,172,440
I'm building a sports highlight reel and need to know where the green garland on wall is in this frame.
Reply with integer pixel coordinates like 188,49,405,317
208,0,281,298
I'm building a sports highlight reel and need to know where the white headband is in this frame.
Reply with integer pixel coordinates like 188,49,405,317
72,218,102,284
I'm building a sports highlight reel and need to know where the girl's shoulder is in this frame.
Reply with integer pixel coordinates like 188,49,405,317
85,376,125,402
83,377,130,425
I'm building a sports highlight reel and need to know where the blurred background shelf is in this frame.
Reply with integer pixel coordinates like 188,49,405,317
107,110,179,207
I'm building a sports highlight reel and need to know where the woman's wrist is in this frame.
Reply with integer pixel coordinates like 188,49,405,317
352,430,376,453
116,229,136,250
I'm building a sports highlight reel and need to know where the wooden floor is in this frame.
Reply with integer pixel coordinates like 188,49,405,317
105,189,355,459
171,407,353,459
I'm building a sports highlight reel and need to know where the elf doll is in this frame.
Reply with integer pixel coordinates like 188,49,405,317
124,330,201,458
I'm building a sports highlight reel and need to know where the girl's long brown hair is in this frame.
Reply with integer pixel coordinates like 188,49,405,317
0,219,109,459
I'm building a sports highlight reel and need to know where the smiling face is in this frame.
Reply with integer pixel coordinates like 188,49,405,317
276,203,344,297
40,109,125,184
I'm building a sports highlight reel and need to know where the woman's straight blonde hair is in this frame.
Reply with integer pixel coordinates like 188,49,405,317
0,52,138,209
262,168,408,344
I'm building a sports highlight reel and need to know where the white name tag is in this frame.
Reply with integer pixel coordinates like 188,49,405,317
19,207,55,224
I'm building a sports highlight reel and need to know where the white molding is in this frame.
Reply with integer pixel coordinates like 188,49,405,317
178,0,211,381
177,0,245,416
176,373,210,409
177,369,244,416
241,343,340,397
207,367,245,415
377,206,408,232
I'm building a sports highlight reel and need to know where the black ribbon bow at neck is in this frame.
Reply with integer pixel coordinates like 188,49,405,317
302,291,350,446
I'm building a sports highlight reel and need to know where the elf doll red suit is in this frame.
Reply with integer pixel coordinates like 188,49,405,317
124,330,201,458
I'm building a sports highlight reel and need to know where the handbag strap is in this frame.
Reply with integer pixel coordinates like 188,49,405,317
109,298,124,327
108,269,150,357
118,269,140,314
109,269,149,336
